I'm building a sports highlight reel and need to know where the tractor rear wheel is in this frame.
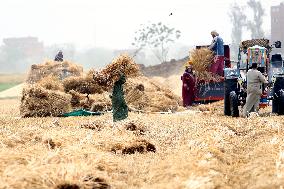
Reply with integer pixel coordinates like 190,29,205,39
278,91,284,115
224,78,238,116
272,77,284,114
229,91,239,117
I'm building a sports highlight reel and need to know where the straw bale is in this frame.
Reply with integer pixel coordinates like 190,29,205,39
124,76,181,112
20,85,72,117
87,93,111,111
37,75,64,91
63,75,104,95
27,60,83,83
93,54,140,90
68,90,111,111
69,90,84,107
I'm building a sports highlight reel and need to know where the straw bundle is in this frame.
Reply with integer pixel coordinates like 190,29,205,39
125,83,149,110
190,48,214,72
190,48,222,81
85,93,111,111
124,77,181,112
93,54,140,90
68,90,85,107
63,75,104,95
37,75,64,91
111,139,156,154
27,60,83,83
20,85,72,117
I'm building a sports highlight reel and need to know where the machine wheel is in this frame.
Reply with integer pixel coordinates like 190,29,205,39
278,91,284,115
229,91,239,117
272,98,278,113
224,78,238,116
272,77,284,114
224,94,231,116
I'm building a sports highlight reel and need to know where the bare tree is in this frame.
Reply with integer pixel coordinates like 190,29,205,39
229,2,247,60
132,22,181,62
247,0,265,39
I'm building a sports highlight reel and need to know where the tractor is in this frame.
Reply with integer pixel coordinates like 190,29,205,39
223,39,284,117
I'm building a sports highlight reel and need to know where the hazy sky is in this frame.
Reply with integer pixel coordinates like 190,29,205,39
0,0,283,49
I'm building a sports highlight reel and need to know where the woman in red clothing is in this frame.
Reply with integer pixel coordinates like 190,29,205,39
181,63,196,107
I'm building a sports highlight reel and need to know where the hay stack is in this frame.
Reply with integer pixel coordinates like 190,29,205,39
63,69,104,95
20,85,72,117
93,54,140,90
81,93,111,111
68,90,111,111
125,82,149,110
125,77,181,112
27,60,83,83
37,75,64,91
190,48,222,81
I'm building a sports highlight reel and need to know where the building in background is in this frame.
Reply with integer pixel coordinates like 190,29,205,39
2,37,44,58
271,3,284,54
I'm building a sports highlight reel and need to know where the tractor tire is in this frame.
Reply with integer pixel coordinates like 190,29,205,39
229,91,239,117
278,91,284,115
272,77,284,114
272,97,278,113
224,78,238,116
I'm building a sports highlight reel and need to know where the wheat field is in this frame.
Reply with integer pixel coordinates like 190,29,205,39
1,98,284,189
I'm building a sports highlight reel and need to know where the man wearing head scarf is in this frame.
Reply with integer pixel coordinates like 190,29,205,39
208,30,224,76
242,63,268,117
54,51,64,62
181,61,196,107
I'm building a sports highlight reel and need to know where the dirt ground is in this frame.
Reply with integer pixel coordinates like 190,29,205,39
1,98,284,189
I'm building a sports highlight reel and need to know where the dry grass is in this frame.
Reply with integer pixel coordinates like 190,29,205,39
1,98,284,188
190,48,222,81
20,85,72,117
93,54,140,90
125,76,182,112
26,60,83,83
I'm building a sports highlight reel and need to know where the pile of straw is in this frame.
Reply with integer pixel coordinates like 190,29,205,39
27,60,83,83
111,139,156,154
124,77,181,112
68,90,111,111
20,85,72,117
190,48,213,72
37,75,64,91
190,48,222,81
93,54,140,90
63,76,104,95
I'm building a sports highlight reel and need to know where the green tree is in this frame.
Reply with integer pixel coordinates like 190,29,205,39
132,22,181,62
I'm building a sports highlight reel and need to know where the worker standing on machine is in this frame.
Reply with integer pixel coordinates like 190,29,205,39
208,30,224,76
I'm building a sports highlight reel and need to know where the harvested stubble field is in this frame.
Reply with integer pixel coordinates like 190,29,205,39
1,98,284,189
